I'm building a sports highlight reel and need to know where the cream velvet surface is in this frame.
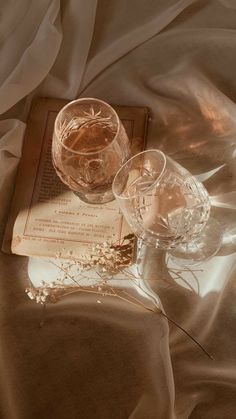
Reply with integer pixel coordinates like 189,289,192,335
0,1,236,418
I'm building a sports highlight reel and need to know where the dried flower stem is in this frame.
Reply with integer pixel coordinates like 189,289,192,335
51,286,155,312
160,311,214,360
49,259,81,286
171,270,196,294
25,234,213,360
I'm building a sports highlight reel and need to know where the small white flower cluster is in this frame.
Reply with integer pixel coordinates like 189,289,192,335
25,280,62,304
25,234,136,304
25,287,50,304
83,236,135,274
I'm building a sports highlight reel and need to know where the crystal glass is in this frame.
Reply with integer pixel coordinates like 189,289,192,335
112,149,222,264
52,98,130,204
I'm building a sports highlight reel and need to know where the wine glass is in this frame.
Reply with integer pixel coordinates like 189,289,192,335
112,149,222,264
52,98,130,204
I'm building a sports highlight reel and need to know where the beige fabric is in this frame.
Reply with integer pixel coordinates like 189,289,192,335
0,0,236,417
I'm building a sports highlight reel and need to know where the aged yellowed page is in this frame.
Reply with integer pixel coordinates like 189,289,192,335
3,97,148,258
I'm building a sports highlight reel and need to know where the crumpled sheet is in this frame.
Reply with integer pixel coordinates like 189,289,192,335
0,0,236,418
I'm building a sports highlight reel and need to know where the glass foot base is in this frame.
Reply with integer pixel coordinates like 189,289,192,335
73,189,115,205
168,217,223,267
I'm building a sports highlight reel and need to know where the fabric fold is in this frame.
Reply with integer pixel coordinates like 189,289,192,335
80,0,197,92
0,0,62,115
0,120,25,238
41,0,98,99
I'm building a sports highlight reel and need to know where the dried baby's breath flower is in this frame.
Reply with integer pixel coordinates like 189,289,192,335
25,287,50,304
25,234,136,305
24,234,213,360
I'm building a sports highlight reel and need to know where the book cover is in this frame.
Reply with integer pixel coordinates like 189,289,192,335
2,97,148,259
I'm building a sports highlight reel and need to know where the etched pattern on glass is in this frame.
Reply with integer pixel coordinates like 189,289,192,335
112,150,211,250
130,170,210,248
52,99,130,204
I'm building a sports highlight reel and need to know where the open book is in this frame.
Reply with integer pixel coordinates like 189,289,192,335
2,97,148,259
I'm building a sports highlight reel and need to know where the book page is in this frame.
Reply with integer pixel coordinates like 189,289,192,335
3,98,148,259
